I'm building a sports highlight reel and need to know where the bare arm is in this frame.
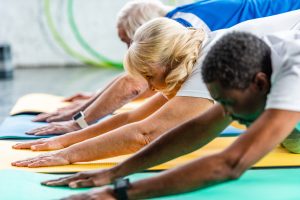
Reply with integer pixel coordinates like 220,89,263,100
13,93,167,151
112,103,229,177
123,109,300,199
83,74,150,123
65,96,213,162
13,96,213,167
59,93,168,146
40,103,228,187
28,74,152,135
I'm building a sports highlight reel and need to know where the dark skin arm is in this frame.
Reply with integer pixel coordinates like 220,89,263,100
122,109,300,199
48,108,299,200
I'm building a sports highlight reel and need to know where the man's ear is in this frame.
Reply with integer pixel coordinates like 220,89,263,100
252,72,270,94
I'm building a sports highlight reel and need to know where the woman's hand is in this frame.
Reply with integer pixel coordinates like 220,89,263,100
60,187,116,200
26,120,80,136
12,137,66,151
42,169,115,188
11,151,70,168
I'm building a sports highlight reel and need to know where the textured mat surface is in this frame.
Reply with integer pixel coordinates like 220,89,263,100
2,137,300,173
1,169,300,200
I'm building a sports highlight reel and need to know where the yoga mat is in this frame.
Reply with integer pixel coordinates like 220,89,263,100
2,137,300,173
0,114,112,139
9,93,147,116
1,169,300,200
8,93,246,135
0,115,53,139
10,93,70,116
0,170,89,200
154,168,300,200
221,121,246,136
0,111,245,139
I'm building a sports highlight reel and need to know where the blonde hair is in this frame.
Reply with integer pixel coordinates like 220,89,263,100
117,0,173,41
124,17,205,96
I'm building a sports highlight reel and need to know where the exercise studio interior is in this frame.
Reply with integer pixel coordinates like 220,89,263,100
1,0,300,199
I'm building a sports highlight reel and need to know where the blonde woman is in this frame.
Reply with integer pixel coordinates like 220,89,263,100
12,10,300,168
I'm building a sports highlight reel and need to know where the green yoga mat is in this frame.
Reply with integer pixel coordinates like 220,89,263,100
1,169,300,200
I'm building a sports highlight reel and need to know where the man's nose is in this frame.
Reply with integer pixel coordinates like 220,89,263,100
223,106,233,116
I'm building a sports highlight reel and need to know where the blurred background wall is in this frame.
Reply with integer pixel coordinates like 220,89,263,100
0,0,193,68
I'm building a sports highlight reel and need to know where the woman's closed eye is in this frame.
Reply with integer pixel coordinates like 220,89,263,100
145,75,153,80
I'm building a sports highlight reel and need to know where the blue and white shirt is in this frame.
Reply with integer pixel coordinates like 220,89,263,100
176,9,300,99
166,0,300,32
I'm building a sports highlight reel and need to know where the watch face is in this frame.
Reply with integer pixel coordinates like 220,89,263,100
73,112,82,120
115,178,130,189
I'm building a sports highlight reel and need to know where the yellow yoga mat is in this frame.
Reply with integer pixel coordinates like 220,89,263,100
10,93,146,116
1,138,300,174
10,93,70,116
114,99,148,114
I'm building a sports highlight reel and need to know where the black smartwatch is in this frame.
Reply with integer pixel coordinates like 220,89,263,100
113,178,131,200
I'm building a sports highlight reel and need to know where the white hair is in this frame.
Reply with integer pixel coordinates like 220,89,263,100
117,0,173,40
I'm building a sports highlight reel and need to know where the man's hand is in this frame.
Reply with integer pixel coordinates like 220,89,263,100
60,187,116,200
42,169,115,188
26,120,80,136
12,137,66,151
11,151,70,168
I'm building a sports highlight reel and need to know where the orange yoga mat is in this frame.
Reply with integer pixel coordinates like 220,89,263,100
1,137,299,174
10,93,70,116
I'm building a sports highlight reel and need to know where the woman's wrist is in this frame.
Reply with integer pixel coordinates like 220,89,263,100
56,147,79,164
55,133,77,148
60,128,89,147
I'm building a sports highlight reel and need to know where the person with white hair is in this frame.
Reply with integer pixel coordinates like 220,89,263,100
117,0,300,47
29,0,300,136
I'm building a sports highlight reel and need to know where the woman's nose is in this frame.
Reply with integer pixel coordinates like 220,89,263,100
147,82,155,91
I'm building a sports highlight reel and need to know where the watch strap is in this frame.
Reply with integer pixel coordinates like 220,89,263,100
73,111,89,129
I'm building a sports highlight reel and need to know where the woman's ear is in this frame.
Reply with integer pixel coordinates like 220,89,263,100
252,72,270,94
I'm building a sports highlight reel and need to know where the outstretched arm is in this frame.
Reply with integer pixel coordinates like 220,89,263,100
41,103,227,187
64,96,213,162
82,74,150,123
13,93,167,151
12,96,213,167
121,109,300,199
28,74,152,135
52,108,299,199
